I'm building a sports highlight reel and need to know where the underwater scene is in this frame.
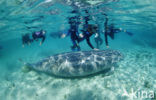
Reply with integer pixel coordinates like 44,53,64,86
0,0,156,100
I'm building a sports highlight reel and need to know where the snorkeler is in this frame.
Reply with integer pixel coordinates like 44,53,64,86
104,14,133,47
62,9,98,51
78,9,98,50
62,16,81,51
22,33,33,47
79,24,98,50
61,10,82,51
107,23,133,40
69,9,98,50
32,30,46,46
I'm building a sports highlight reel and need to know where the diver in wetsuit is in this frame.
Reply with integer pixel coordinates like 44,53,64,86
22,33,33,47
61,10,81,51
78,9,98,50
104,15,133,48
79,24,98,50
107,24,133,39
69,22,80,51
62,9,98,51
32,30,46,46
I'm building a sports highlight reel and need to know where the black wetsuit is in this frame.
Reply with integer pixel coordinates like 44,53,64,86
68,10,96,50
108,27,133,39
79,11,95,49
68,21,95,50
22,34,33,45
78,30,95,49
107,26,121,40
67,16,81,51
104,18,119,46
104,17,133,46
68,26,80,49
32,31,46,44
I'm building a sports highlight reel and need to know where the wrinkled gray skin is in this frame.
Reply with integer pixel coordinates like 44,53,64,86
27,50,123,78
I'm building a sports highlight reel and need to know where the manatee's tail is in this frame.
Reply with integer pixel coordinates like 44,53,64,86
22,63,32,73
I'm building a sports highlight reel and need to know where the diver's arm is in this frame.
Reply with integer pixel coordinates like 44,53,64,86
40,36,45,45
86,37,94,49
119,28,133,36
61,31,70,38
114,28,121,33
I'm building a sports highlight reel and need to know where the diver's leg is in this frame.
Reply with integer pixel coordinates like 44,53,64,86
94,37,99,49
71,39,77,51
75,36,81,51
77,46,81,51
99,37,103,45
76,41,81,51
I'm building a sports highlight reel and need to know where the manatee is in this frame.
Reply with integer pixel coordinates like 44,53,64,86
24,50,123,78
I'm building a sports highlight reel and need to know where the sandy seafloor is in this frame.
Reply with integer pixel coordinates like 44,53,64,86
0,33,156,100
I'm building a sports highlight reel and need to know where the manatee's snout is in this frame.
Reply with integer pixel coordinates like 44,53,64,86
22,63,32,73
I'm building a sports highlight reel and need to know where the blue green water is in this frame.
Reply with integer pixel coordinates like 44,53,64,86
0,0,156,100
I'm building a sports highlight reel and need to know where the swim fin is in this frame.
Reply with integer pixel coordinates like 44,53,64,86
126,31,133,36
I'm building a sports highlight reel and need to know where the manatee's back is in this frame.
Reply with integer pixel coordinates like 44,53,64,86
25,50,123,77
49,50,123,77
